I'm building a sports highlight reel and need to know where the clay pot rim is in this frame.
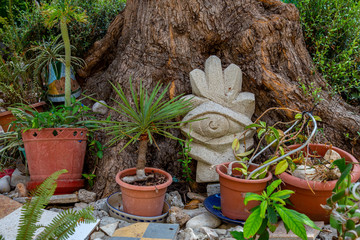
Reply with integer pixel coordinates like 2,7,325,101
278,144,360,191
216,161,273,183
0,101,47,117
22,127,88,131
116,167,173,191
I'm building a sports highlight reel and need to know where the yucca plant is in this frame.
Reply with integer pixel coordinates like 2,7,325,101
88,79,194,182
16,169,95,240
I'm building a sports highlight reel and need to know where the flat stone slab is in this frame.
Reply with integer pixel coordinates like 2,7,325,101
0,194,22,219
0,207,99,240
269,221,324,240
14,193,79,204
111,223,179,240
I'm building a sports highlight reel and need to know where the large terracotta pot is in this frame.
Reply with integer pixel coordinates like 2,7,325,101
22,128,87,194
0,101,46,132
116,167,172,217
216,162,273,220
278,144,360,222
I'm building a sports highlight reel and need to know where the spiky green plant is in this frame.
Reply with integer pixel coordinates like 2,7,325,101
87,78,194,182
28,34,85,89
16,169,95,240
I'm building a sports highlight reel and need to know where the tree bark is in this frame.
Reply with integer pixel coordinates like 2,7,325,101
83,0,360,198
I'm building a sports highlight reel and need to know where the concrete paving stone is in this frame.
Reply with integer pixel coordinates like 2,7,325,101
14,194,79,204
112,223,179,240
0,194,22,219
101,222,119,236
269,221,324,240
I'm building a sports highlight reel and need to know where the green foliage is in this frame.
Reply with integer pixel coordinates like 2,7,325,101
283,0,360,104
82,173,96,187
41,0,88,107
16,169,95,240
0,54,42,108
87,78,194,152
299,80,324,105
28,34,85,86
178,130,193,182
1,0,126,58
231,179,320,240
322,158,360,239
0,131,23,169
9,97,96,130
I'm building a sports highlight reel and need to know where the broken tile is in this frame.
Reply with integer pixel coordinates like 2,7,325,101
0,194,22,219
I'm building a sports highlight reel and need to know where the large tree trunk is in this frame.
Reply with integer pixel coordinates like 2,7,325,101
83,0,360,198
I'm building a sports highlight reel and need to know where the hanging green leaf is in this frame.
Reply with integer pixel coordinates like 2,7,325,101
275,160,289,175
232,138,240,151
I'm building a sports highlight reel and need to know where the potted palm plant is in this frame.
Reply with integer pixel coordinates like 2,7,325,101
5,0,91,194
89,79,193,217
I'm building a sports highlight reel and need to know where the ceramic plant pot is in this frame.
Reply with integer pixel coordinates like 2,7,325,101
115,167,172,217
278,144,360,222
0,101,46,132
22,128,87,194
216,162,273,220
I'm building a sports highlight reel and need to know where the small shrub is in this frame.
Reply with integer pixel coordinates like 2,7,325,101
0,0,126,58
283,0,360,105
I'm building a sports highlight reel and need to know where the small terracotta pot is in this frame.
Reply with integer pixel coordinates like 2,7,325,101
22,128,87,194
216,162,272,220
0,101,46,132
278,144,360,222
116,167,172,217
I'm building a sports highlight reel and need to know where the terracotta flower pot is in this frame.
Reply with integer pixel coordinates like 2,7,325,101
0,101,46,132
216,162,273,220
22,128,87,194
115,167,172,217
278,144,360,222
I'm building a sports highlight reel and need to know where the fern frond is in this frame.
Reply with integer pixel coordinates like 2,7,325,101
37,206,95,240
16,169,68,240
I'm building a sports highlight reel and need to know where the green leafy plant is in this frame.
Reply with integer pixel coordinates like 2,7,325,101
0,131,23,170
41,0,87,107
178,130,193,182
1,0,125,59
16,169,95,240
82,173,96,187
231,179,320,240
0,54,42,108
9,97,96,130
228,108,319,180
28,34,85,88
87,78,194,183
321,158,360,239
283,0,360,105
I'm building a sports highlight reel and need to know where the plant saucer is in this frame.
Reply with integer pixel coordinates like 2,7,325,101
204,194,245,225
106,192,170,223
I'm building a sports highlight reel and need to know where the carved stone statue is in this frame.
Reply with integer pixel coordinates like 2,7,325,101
180,56,255,182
